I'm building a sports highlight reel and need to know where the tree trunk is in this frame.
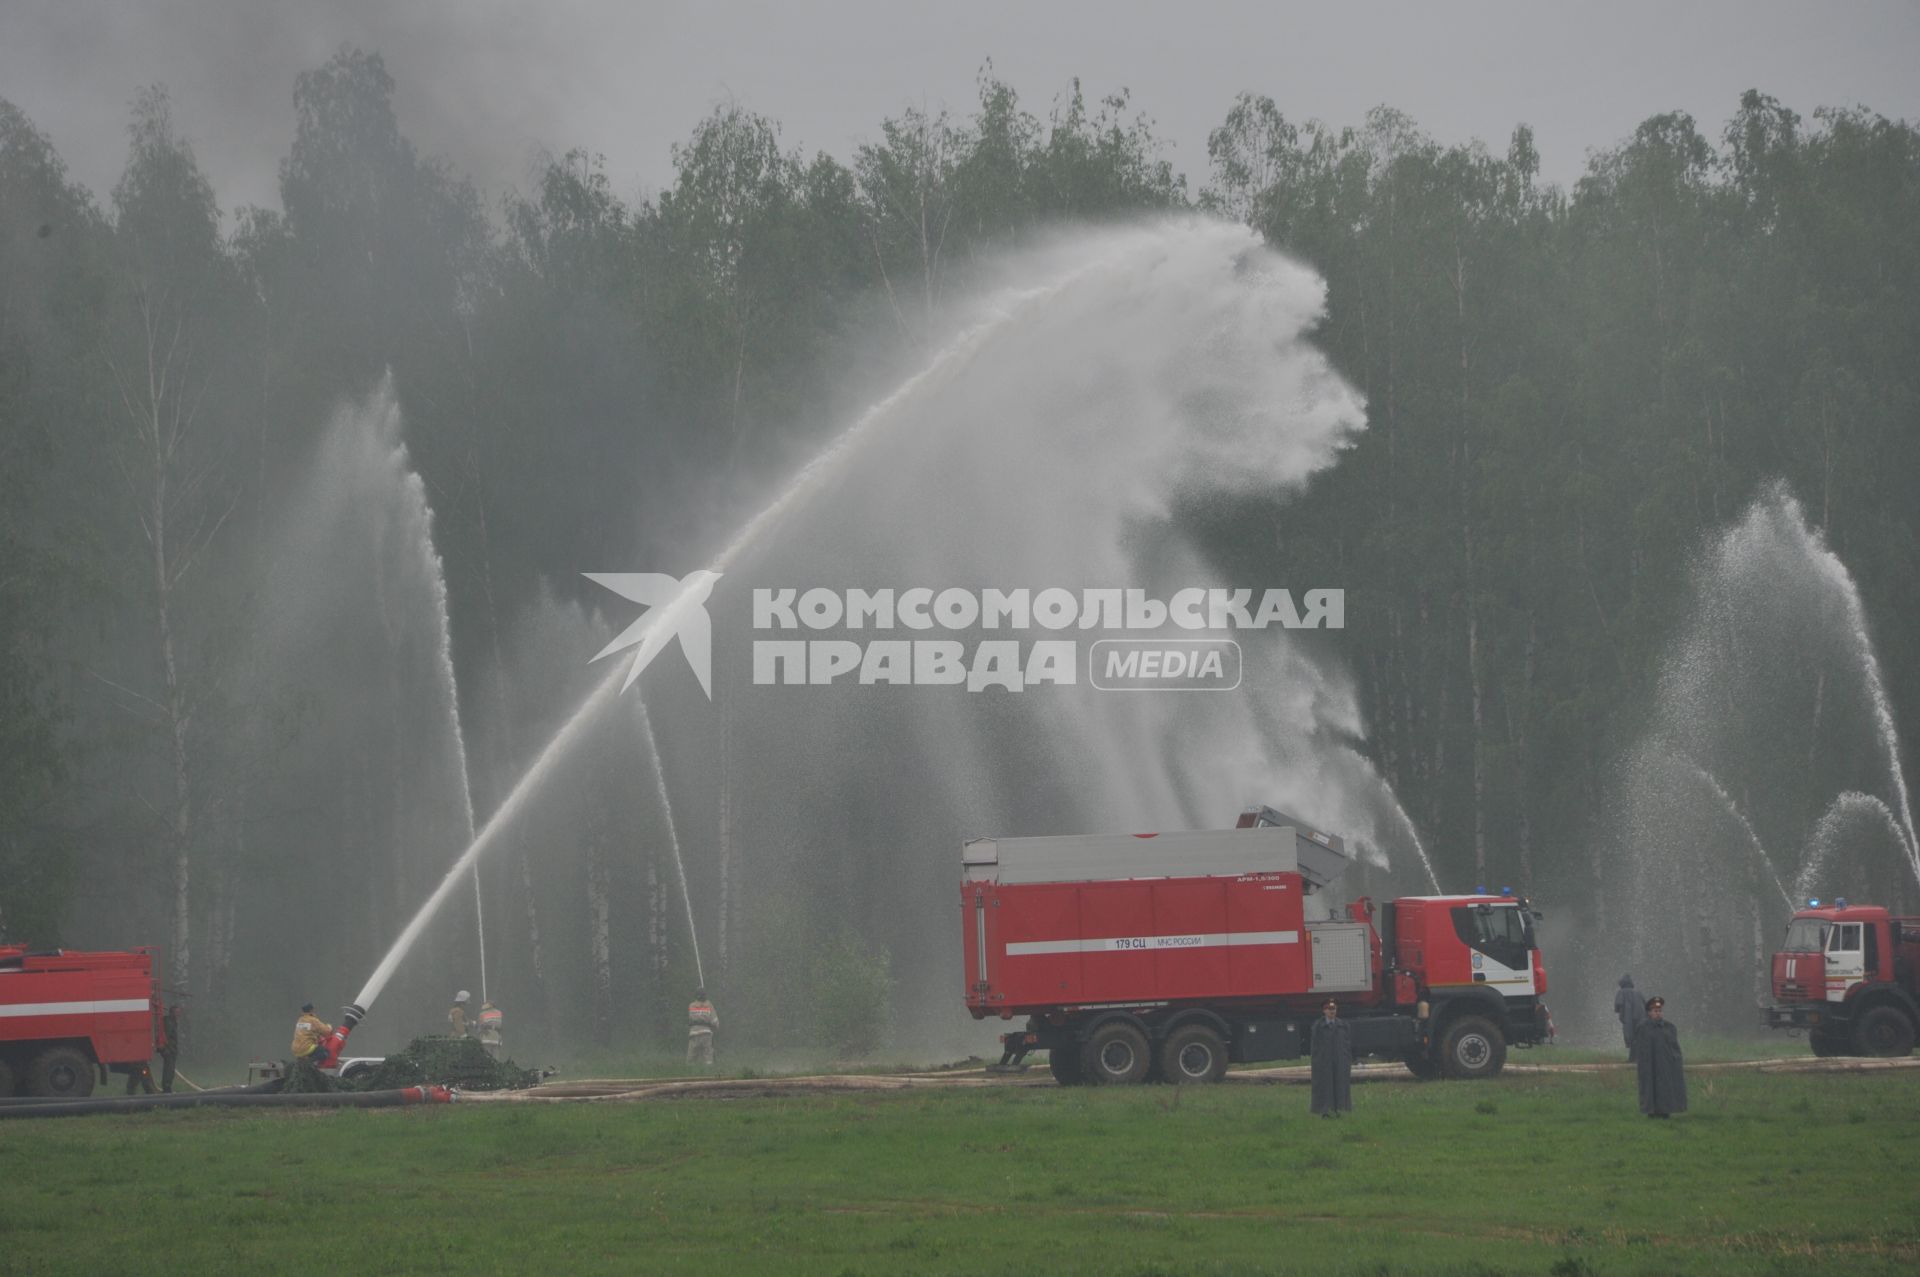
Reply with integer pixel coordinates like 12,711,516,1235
586,823,612,1047
470,453,549,1011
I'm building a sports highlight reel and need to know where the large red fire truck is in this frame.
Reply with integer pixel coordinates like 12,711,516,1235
1764,901,1919,1056
962,807,1551,1084
0,945,173,1098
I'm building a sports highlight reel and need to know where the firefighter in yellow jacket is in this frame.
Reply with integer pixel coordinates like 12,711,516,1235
686,989,718,1066
292,1003,331,1059
449,990,472,1037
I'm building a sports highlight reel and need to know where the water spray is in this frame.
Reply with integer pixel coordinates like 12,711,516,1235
1669,752,1793,907
337,251,1103,1024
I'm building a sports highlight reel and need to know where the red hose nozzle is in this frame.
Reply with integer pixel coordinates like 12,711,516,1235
312,1003,365,1069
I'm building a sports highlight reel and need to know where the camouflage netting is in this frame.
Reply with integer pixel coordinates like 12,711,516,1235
280,1037,541,1093
348,1036,542,1091
282,1055,334,1093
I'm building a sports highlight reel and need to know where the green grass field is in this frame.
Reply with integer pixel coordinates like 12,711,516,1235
0,1067,1913,1276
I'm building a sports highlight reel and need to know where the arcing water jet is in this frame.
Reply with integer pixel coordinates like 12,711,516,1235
1672,755,1793,907
342,219,1413,1044
637,694,703,988
340,237,1122,1023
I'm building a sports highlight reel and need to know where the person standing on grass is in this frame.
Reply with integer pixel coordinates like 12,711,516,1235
687,989,719,1067
1631,995,1688,1118
1310,999,1353,1117
1615,974,1646,1053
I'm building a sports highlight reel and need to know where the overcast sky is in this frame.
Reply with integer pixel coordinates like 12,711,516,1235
4,1,1917,217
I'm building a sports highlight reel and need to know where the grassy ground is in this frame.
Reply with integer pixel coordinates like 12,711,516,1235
0,1068,1913,1276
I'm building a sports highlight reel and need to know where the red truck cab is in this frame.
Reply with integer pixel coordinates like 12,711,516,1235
0,945,173,1097
1765,904,1919,1056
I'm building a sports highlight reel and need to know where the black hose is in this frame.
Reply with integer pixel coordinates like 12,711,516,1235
0,1081,280,1107
0,1086,447,1119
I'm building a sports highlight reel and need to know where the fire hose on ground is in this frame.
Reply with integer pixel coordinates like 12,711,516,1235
0,1084,454,1119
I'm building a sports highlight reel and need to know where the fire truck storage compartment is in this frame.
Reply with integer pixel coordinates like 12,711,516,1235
964,827,1317,1009
1308,922,1372,992
1231,1017,1300,1063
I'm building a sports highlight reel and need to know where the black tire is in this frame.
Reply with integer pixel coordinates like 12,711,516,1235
1047,1047,1085,1086
27,1045,95,1099
1809,1028,1847,1058
1852,1005,1916,1058
341,1062,376,1083
1159,1024,1229,1085
1403,1049,1440,1080
1081,1021,1151,1086
0,1055,15,1097
1438,1015,1507,1080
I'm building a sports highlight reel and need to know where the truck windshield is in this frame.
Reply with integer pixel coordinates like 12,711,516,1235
1452,904,1532,970
1781,918,1830,952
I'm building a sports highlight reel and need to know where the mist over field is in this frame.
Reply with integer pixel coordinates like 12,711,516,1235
3,8,1919,1068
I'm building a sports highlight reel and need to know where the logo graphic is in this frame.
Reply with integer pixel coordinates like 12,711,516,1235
585,571,722,698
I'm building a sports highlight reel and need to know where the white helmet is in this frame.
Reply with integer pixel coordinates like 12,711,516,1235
455,990,471,1002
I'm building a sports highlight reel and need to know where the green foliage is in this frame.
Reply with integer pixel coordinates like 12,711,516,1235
730,898,897,1058
809,928,896,1059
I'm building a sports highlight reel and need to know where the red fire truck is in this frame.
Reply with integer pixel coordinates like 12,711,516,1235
1764,901,1919,1056
0,945,173,1098
962,807,1551,1084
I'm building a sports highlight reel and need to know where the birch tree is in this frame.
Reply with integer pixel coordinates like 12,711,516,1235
101,88,240,985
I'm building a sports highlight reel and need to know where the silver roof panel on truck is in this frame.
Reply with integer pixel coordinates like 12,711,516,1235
963,825,1350,888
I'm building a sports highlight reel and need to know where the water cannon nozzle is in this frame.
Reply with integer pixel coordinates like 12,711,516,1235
341,1003,366,1028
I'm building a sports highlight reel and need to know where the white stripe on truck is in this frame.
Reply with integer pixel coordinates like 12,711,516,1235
1005,930,1298,957
0,998,151,1018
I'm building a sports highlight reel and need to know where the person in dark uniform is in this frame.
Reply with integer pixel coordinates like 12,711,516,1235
1631,995,1688,1118
1310,999,1353,1117
1614,974,1646,1053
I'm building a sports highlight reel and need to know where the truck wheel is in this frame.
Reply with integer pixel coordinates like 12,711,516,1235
27,1046,95,1099
1403,1050,1440,1080
1439,1016,1506,1080
1852,1006,1916,1057
1047,1048,1085,1086
1081,1022,1151,1085
1809,1027,1847,1057
1159,1024,1228,1085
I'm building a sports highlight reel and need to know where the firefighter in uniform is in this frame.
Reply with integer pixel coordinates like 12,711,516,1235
449,991,472,1037
292,1003,331,1060
686,989,718,1066
477,1000,505,1059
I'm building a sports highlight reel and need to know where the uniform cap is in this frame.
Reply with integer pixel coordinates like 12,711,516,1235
455,990,471,1002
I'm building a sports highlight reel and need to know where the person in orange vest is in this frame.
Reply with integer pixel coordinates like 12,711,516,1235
686,989,718,1067
476,1000,504,1059
291,1002,331,1060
